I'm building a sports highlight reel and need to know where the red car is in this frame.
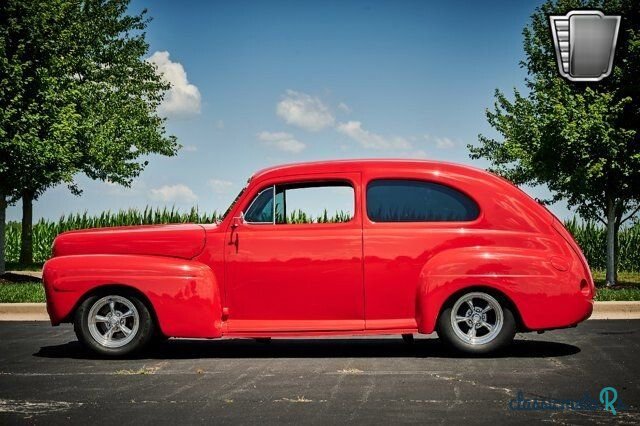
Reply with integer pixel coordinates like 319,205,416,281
43,160,594,356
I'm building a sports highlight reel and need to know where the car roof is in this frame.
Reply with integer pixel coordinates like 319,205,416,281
251,159,488,181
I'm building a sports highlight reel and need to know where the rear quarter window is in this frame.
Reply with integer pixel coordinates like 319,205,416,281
366,179,479,222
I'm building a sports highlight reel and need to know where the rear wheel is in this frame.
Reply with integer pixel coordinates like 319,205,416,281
437,291,516,354
74,291,154,356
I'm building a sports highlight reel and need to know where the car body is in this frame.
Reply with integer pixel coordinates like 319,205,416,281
43,160,595,355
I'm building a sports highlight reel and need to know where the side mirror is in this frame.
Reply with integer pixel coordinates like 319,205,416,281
231,214,244,228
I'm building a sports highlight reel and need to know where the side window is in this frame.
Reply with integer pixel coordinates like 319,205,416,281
244,181,354,224
244,186,274,223
366,179,479,222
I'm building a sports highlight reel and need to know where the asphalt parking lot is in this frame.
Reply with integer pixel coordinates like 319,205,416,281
0,320,638,425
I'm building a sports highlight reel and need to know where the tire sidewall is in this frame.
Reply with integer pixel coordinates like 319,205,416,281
74,290,154,357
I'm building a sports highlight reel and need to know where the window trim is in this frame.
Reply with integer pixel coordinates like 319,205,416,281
242,180,356,226
365,178,480,223
243,185,276,224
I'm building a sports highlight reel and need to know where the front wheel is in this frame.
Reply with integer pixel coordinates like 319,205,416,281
74,291,154,357
437,291,516,354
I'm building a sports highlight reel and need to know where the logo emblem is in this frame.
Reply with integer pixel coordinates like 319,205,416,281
549,10,621,82
600,387,618,416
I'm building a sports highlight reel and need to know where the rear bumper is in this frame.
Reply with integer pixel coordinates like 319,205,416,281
521,294,593,331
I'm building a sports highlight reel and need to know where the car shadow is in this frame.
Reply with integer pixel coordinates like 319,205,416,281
34,337,580,360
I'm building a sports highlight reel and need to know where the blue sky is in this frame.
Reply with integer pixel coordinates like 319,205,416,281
7,0,574,222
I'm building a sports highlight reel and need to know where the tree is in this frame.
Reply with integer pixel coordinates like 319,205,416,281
469,0,640,286
0,153,23,275
0,0,178,268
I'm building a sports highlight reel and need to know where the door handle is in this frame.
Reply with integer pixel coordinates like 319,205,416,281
228,232,239,253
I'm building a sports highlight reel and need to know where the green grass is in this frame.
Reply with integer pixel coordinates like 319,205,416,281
592,270,640,288
0,282,45,303
592,270,640,301
595,288,640,301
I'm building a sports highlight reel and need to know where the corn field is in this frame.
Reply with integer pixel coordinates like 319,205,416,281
3,209,639,270
564,218,640,272
282,209,352,224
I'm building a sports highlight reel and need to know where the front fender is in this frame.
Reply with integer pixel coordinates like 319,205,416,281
416,246,589,333
43,254,222,338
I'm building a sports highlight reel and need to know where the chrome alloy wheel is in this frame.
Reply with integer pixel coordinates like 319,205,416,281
87,295,140,348
450,292,503,345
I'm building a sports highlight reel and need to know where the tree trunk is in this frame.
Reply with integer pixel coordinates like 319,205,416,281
614,220,620,283
605,199,617,287
0,197,6,275
19,190,34,265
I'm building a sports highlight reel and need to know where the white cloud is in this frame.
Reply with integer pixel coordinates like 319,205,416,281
338,102,352,113
147,51,201,119
424,134,456,149
183,145,198,152
208,179,233,194
149,184,197,203
435,137,456,149
276,90,334,131
257,131,306,153
336,121,412,150
403,149,428,159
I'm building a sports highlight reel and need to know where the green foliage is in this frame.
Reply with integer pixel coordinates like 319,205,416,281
286,209,352,224
0,0,178,198
565,219,640,271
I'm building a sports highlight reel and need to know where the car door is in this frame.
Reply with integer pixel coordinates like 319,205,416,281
224,172,364,333
362,171,481,331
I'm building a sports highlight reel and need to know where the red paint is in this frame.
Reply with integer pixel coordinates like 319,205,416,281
43,160,594,339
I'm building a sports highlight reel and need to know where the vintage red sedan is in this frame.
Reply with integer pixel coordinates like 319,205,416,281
43,160,594,356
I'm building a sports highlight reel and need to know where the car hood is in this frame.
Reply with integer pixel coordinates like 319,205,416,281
52,224,209,259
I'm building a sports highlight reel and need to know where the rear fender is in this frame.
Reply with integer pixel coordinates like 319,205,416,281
416,246,582,333
42,254,222,338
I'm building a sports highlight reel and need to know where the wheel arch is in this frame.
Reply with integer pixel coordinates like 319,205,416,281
65,284,161,331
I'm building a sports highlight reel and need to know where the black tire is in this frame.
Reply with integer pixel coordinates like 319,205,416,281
74,290,155,357
437,290,516,355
